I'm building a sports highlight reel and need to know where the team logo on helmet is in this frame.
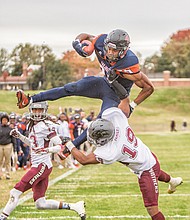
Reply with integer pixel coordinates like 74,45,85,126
87,118,115,147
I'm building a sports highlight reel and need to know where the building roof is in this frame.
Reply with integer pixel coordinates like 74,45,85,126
0,75,27,84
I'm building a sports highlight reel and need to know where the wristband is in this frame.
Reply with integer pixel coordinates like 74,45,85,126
66,141,75,152
29,97,33,105
130,101,137,109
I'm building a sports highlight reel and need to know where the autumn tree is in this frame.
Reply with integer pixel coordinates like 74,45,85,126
0,48,9,75
9,43,56,76
27,53,73,90
145,29,190,77
61,50,99,80
27,59,72,90
10,43,37,76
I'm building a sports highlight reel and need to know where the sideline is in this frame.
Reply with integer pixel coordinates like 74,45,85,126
0,167,80,212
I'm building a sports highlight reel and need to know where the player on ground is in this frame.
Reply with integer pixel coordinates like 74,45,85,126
0,102,86,220
60,107,183,220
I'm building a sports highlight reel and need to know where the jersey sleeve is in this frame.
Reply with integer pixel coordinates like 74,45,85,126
116,63,140,75
114,50,140,76
49,135,62,148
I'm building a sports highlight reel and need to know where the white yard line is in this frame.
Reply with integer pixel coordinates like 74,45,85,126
1,166,189,219
9,214,190,219
50,193,190,198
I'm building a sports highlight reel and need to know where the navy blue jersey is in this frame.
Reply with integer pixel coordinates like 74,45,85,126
69,120,85,139
93,34,140,92
94,34,140,74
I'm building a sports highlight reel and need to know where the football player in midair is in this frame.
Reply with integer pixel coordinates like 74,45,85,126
16,29,154,151
0,102,86,220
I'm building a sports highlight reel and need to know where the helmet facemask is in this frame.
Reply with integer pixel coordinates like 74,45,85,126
104,29,130,62
87,119,115,147
29,102,48,121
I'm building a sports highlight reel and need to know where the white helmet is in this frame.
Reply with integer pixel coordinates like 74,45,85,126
29,101,48,121
87,118,115,146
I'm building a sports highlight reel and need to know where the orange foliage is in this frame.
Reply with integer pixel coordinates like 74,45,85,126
61,50,100,80
171,29,190,41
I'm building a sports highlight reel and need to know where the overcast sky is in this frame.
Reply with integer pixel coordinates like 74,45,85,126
0,0,189,59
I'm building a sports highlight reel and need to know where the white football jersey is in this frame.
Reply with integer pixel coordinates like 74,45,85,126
57,120,70,138
29,120,61,168
94,107,156,177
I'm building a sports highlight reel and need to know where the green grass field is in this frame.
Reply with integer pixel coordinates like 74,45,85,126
0,87,190,132
0,87,190,219
0,133,189,219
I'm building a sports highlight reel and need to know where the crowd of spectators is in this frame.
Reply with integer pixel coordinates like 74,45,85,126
0,108,96,180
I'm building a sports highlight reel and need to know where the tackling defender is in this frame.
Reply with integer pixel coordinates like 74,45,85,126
61,107,183,220
0,102,86,220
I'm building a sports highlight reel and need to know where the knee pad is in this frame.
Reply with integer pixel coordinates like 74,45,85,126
35,197,46,210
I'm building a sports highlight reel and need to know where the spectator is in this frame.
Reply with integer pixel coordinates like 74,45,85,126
80,111,89,129
86,110,96,122
9,113,17,127
182,119,187,131
57,113,70,138
69,114,85,143
80,111,92,153
50,115,58,124
16,114,30,170
9,122,19,172
0,113,16,180
69,114,85,166
56,112,72,169
170,120,177,132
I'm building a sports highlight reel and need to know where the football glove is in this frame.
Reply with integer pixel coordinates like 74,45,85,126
128,101,137,118
10,128,21,138
72,39,89,57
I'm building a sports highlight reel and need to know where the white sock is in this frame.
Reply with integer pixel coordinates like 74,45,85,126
169,177,174,183
35,197,69,210
3,188,22,216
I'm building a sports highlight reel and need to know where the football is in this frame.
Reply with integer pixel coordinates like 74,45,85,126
81,40,94,56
